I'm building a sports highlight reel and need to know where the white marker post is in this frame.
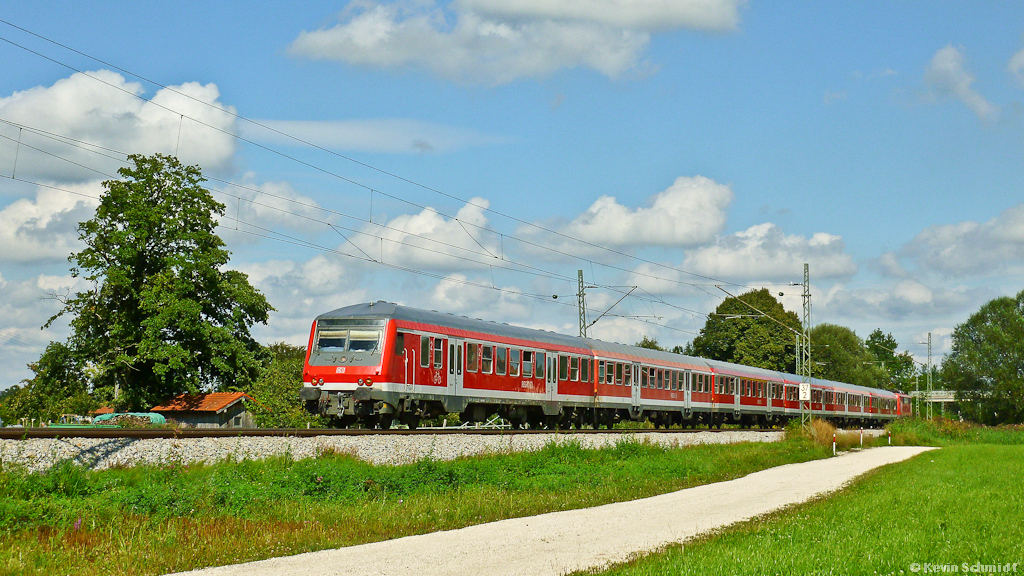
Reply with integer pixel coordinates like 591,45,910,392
860,427,863,447
832,433,836,456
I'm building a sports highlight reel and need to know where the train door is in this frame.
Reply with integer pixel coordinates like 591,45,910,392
683,371,692,413
447,339,464,396
631,364,642,412
766,382,774,418
546,354,558,400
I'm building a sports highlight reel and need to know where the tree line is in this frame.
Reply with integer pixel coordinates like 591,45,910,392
636,287,1024,425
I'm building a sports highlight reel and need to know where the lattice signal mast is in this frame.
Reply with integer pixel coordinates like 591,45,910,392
800,263,812,426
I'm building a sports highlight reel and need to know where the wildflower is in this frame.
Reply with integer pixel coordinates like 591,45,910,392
73,518,82,531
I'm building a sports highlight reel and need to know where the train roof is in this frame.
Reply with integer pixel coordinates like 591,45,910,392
702,358,788,381
583,339,710,370
316,301,897,397
316,301,588,351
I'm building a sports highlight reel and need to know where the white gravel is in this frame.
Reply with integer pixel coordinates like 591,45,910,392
0,430,783,472
168,446,936,576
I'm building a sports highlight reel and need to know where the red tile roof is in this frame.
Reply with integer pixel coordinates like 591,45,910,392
151,392,253,413
92,406,114,415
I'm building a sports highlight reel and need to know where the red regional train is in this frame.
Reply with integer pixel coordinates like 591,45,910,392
298,302,913,429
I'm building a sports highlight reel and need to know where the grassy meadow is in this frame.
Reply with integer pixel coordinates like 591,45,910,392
0,435,830,576
585,437,1024,576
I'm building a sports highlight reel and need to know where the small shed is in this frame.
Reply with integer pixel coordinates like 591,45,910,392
151,392,257,429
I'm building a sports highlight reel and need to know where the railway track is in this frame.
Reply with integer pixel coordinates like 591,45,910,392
0,426,776,440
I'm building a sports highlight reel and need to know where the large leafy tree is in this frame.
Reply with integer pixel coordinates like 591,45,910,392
810,324,888,388
685,289,801,371
47,154,272,410
941,290,1024,424
865,328,916,391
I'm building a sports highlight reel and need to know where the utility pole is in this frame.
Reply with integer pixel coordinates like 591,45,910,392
927,332,933,420
799,263,812,427
577,270,587,338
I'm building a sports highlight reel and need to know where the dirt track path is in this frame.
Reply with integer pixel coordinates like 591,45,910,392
169,446,935,576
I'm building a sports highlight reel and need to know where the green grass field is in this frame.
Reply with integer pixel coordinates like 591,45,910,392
0,435,830,576
586,444,1024,576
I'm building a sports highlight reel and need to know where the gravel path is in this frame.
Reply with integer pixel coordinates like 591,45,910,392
0,430,781,472
169,446,934,576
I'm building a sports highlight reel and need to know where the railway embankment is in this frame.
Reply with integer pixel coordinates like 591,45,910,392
0,429,782,472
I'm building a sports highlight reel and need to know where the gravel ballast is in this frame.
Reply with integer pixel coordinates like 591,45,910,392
0,430,783,472
169,446,935,576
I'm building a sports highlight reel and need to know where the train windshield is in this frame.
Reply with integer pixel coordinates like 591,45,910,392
314,319,385,355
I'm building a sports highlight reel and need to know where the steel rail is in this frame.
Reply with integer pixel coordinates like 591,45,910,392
0,427,776,440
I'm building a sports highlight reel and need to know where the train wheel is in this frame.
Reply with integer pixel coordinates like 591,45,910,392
404,415,420,430
379,415,394,430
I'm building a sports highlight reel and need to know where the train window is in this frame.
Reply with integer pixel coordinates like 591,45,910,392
481,346,493,373
535,353,545,378
581,358,591,382
522,351,533,376
456,344,462,375
559,355,569,381
509,349,521,377
394,333,405,355
640,367,648,388
349,330,382,354
420,336,430,367
598,361,606,382
671,371,678,391
434,339,444,369
607,363,615,384
570,357,579,381
466,344,478,372
496,347,507,375
622,364,630,386
449,343,455,375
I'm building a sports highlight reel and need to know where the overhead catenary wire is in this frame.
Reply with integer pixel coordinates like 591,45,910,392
0,22,754,292
0,165,700,338
0,121,711,321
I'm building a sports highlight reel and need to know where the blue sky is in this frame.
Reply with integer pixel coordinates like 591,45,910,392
1,1,1023,390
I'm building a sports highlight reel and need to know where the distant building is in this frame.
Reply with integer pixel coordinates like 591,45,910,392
151,392,257,429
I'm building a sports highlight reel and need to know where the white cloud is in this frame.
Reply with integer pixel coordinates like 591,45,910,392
0,182,101,263
237,255,368,344
430,272,527,315
1008,47,1024,87
213,175,326,236
0,273,84,389
924,45,997,121
902,203,1024,276
0,70,238,182
822,280,981,322
457,0,741,32
874,251,909,278
239,119,505,154
560,176,732,249
355,197,501,271
683,223,857,281
289,0,738,85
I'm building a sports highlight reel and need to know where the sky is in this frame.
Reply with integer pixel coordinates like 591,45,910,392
1,1,1023,391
